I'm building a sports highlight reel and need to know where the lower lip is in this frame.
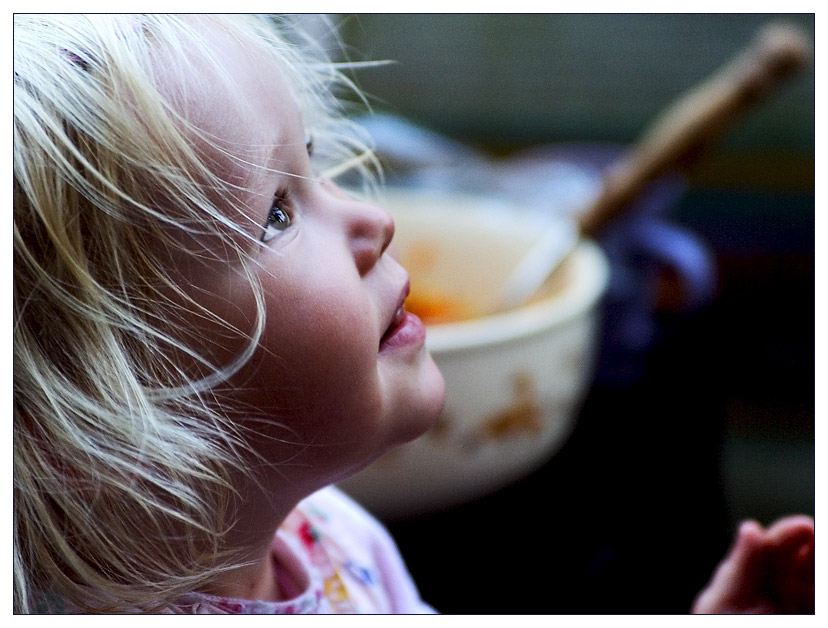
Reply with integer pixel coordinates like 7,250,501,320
379,312,427,354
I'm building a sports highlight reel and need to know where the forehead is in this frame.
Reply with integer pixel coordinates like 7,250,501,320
156,20,302,184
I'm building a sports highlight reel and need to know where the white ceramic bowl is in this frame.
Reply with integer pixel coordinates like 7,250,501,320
338,189,610,520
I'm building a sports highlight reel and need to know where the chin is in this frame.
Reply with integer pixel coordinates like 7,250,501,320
398,355,446,445
333,357,445,486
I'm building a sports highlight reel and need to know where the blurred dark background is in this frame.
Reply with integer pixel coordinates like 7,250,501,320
335,14,815,613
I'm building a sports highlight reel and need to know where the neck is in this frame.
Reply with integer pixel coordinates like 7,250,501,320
202,544,283,602
200,474,308,603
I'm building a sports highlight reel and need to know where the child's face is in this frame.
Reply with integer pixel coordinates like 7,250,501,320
158,24,445,491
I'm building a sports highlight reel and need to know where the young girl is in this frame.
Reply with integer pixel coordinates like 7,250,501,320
14,13,444,613
13,14,812,614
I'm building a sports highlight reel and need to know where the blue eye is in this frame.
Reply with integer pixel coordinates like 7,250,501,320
261,194,292,242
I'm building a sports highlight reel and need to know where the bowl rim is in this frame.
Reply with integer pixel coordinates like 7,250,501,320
424,239,609,353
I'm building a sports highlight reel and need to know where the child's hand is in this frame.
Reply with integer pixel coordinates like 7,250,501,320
692,515,814,614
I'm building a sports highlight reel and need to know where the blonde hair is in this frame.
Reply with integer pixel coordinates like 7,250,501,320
14,14,376,613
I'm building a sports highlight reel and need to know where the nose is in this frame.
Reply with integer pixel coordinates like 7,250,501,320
321,180,395,275
348,199,395,276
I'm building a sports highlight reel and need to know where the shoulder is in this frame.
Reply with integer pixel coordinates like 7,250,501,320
293,485,402,582
289,486,435,614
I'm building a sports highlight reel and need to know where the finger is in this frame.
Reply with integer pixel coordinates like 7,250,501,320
765,515,814,550
724,520,772,587
778,542,815,613
692,520,771,613
764,516,815,613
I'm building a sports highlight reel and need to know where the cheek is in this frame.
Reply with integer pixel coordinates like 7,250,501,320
243,274,382,421
172,255,388,465
232,315,385,477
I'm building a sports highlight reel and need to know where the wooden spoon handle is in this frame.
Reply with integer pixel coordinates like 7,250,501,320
578,21,811,237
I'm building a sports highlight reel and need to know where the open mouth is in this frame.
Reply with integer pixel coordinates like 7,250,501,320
380,305,406,346
379,280,427,353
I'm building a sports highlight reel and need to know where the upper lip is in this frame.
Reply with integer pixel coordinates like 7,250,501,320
381,278,410,343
